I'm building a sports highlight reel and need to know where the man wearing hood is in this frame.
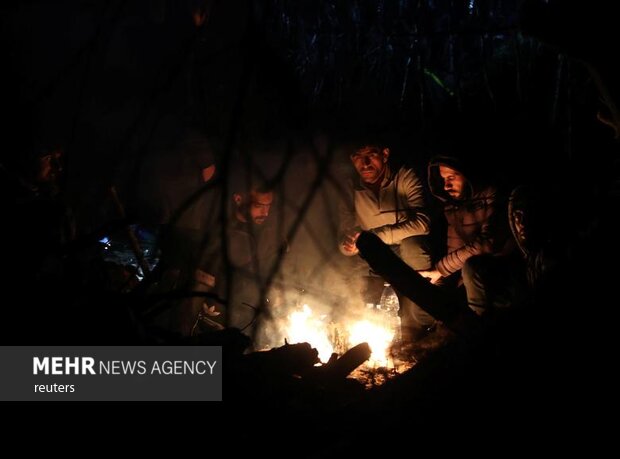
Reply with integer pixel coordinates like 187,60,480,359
422,155,517,315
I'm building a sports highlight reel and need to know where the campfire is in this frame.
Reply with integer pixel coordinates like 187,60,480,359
282,302,412,378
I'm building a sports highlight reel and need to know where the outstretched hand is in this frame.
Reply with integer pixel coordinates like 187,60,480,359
341,230,361,255
419,269,442,284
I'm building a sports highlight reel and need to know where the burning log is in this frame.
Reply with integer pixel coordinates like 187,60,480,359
320,343,371,379
242,341,320,377
303,343,372,386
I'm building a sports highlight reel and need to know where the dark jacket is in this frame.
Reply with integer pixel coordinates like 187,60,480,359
428,155,513,277
198,213,286,330
225,218,283,288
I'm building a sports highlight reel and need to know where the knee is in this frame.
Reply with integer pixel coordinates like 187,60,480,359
400,236,431,270
462,255,488,286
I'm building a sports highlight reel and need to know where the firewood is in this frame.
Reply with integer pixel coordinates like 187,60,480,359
324,343,371,379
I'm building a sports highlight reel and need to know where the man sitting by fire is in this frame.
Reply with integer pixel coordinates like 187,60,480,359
338,135,435,342
193,169,286,343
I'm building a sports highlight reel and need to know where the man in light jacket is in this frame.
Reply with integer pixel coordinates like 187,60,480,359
339,142,434,340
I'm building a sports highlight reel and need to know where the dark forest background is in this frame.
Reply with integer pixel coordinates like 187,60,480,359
2,0,616,223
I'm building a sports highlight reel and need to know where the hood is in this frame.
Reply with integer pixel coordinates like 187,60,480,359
427,155,476,203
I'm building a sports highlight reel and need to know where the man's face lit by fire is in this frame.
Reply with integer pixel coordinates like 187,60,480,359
350,146,389,185
234,190,273,225
439,165,466,200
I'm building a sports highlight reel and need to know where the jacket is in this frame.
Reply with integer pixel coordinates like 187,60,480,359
428,156,512,276
340,164,430,253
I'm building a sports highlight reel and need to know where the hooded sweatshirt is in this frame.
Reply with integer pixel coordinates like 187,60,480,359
428,155,511,277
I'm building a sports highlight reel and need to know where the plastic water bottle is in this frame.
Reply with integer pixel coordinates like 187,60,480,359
379,282,401,341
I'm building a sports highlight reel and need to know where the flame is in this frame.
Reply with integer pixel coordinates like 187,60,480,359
347,320,395,367
285,304,334,363
284,303,397,368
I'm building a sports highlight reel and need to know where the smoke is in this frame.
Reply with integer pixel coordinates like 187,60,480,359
246,133,392,352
